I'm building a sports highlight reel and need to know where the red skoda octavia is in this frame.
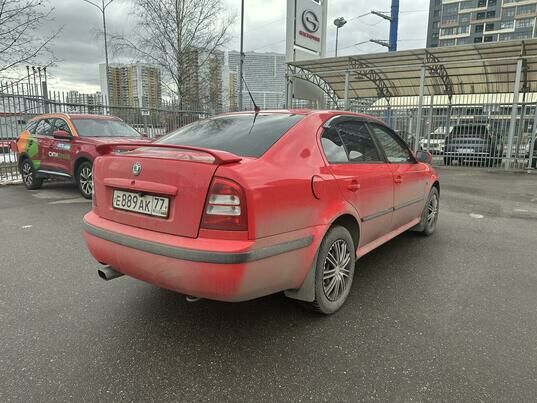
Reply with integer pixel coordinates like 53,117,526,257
83,110,439,314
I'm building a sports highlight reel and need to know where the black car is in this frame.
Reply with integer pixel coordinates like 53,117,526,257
444,124,503,167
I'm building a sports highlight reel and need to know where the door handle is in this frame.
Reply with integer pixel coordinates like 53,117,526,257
347,180,361,192
394,176,403,184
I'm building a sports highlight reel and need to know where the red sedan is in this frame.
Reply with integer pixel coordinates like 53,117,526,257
83,110,439,314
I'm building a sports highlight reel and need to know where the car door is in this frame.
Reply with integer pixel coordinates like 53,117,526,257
368,123,429,231
320,119,394,247
34,118,54,170
47,118,74,175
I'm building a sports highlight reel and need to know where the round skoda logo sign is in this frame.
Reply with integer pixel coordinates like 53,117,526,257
302,10,320,33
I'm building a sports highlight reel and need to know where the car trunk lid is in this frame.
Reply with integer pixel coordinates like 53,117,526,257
92,143,242,238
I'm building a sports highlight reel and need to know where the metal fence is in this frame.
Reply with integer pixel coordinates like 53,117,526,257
0,74,209,183
346,94,537,170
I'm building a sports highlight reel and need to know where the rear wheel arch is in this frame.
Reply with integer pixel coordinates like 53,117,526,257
329,214,360,252
284,212,360,304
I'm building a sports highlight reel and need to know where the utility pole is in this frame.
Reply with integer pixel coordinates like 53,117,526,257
238,0,244,111
370,0,399,52
389,0,399,52
81,0,117,99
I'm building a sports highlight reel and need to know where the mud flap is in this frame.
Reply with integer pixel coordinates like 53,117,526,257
284,254,318,302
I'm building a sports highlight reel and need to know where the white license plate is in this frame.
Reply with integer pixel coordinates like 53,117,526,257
457,148,474,154
113,190,169,218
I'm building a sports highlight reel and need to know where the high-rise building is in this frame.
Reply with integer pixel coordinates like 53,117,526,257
181,49,224,114
426,0,537,48
66,90,104,113
226,51,286,111
99,63,162,109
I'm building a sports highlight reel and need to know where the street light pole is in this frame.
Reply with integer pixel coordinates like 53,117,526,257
333,17,347,57
81,0,116,100
238,0,244,111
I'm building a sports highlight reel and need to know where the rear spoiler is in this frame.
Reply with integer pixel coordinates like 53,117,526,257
95,143,242,165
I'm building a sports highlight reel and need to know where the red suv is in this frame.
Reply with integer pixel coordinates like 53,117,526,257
13,113,148,198
83,110,439,314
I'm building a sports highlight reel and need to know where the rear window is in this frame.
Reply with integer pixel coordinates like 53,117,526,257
451,125,489,138
71,118,139,138
157,113,304,157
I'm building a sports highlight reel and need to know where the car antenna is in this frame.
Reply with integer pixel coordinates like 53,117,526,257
242,76,260,115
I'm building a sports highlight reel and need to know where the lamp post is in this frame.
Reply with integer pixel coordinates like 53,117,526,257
81,0,117,101
334,17,347,57
238,0,245,111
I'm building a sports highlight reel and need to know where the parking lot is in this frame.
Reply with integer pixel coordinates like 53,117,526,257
1,167,536,401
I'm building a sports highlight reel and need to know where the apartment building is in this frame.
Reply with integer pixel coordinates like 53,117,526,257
427,0,537,48
99,63,162,109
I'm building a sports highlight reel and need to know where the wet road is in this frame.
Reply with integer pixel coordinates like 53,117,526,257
1,168,536,401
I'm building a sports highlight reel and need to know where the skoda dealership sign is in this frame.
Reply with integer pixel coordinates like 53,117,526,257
295,0,323,54
302,10,320,33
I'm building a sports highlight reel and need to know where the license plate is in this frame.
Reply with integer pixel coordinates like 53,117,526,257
457,148,474,154
113,190,169,218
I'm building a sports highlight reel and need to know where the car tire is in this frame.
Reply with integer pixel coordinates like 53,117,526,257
419,187,439,236
306,226,356,315
76,161,93,199
20,158,43,190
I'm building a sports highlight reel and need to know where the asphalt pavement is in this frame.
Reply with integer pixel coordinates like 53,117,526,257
1,167,536,402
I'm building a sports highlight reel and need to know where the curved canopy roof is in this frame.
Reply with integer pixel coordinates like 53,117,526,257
288,39,537,100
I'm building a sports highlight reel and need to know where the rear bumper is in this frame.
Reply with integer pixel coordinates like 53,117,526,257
83,211,323,302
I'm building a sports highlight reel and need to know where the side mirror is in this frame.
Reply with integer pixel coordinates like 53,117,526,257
416,150,433,164
53,130,71,140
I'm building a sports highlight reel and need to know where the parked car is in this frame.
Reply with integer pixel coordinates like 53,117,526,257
443,124,503,167
419,127,451,154
83,110,440,314
12,113,150,198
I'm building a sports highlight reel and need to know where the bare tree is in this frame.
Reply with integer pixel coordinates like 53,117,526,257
114,0,234,107
0,0,59,77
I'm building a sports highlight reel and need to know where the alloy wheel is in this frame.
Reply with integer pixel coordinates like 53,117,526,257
322,239,352,302
79,166,93,196
22,161,33,186
427,193,439,229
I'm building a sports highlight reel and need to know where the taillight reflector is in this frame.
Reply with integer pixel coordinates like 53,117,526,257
201,177,247,231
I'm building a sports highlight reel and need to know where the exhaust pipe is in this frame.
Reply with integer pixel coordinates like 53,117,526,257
97,266,124,281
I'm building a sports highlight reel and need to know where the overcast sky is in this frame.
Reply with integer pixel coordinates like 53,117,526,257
42,0,430,92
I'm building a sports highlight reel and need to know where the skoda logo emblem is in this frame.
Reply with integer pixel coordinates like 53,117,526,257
132,162,142,176
302,10,320,33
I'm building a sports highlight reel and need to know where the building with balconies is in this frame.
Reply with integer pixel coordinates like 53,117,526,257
427,0,537,48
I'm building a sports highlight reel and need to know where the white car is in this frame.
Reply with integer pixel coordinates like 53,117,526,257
419,127,451,154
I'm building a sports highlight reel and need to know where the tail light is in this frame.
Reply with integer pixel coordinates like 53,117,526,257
201,177,247,231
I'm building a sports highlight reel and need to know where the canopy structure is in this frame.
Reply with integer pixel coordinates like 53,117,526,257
287,39,537,102
287,39,537,169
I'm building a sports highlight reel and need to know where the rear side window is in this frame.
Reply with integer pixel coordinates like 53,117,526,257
321,121,381,163
157,114,304,157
